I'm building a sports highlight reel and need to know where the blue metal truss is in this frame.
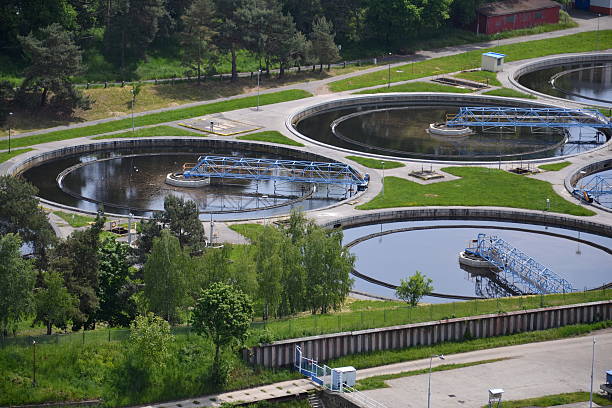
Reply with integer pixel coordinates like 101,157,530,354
572,175,612,204
465,233,574,295
183,155,367,186
446,107,612,129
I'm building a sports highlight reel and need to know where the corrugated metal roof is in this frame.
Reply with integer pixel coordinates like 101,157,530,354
477,0,561,16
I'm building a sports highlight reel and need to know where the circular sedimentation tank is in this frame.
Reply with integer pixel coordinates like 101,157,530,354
343,220,612,302
514,54,612,108
291,95,609,161
18,140,358,220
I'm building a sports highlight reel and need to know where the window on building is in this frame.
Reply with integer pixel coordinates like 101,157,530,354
535,11,543,19
506,15,515,24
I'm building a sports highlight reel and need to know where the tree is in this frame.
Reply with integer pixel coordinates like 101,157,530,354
310,16,339,71
160,195,206,251
135,217,162,264
143,230,191,323
18,23,91,115
180,0,217,81
0,175,55,267
128,313,174,371
253,226,284,320
102,0,166,74
212,0,245,81
0,233,36,336
191,282,253,381
97,236,138,327
51,212,105,330
266,12,306,77
364,0,422,45
302,226,354,314
34,271,78,335
396,271,433,307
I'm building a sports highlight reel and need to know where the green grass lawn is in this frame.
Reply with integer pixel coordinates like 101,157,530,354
483,392,610,408
52,211,96,228
329,320,612,370
236,131,305,147
354,81,473,94
539,161,572,172
453,70,501,86
0,90,312,150
483,87,536,99
92,125,203,140
229,223,266,241
329,30,612,92
0,148,34,163
346,156,405,169
355,358,510,390
357,167,594,216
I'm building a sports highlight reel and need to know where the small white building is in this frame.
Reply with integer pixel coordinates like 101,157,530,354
331,366,356,390
482,52,506,72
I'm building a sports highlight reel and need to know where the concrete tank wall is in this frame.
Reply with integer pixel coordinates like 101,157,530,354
242,300,611,368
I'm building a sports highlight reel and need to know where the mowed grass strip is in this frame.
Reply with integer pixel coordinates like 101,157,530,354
357,167,594,216
346,156,405,169
52,211,96,228
355,358,511,390
354,81,472,94
236,130,305,147
0,90,312,150
229,223,266,241
483,87,536,99
329,30,612,92
483,392,611,408
539,161,572,172
453,70,501,86
92,125,203,139
0,148,34,163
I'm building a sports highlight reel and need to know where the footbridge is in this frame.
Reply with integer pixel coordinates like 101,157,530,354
183,156,368,187
446,107,612,129
573,175,612,205
465,233,575,295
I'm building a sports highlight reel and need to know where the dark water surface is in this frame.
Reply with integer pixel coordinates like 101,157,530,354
296,104,605,160
22,147,342,220
518,63,612,108
342,220,612,303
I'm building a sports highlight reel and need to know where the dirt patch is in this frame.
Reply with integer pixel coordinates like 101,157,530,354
424,193,439,198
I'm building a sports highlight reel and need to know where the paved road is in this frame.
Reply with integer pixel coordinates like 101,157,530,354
356,328,612,408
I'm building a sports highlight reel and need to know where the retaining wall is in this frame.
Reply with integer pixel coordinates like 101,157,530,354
242,300,611,368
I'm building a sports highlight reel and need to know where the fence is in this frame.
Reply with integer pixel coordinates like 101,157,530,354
242,300,612,368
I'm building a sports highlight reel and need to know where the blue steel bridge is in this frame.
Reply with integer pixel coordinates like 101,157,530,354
183,155,368,187
446,107,612,130
465,233,575,296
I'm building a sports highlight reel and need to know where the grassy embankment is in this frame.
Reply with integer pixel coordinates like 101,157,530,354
0,90,312,151
92,125,203,139
483,88,537,99
345,156,405,169
357,167,594,216
539,162,572,172
329,30,612,92
237,131,305,147
354,82,472,94
482,392,610,408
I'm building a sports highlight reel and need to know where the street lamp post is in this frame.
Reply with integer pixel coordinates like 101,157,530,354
8,112,13,153
256,69,262,111
381,161,385,196
589,337,596,408
130,89,135,133
428,354,445,408
387,53,392,88
596,14,601,51
32,340,37,387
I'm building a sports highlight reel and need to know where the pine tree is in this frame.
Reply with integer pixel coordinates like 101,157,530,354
310,16,339,71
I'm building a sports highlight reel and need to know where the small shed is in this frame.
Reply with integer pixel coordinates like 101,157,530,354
476,0,561,35
482,52,506,72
